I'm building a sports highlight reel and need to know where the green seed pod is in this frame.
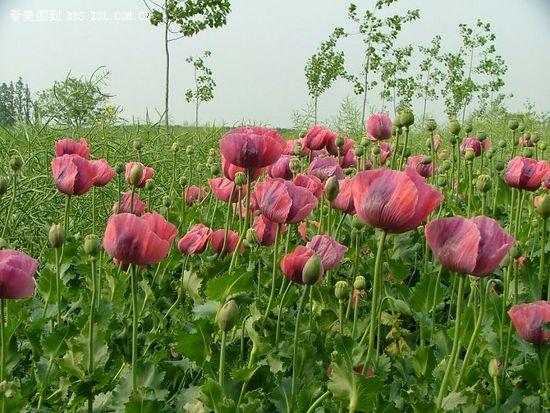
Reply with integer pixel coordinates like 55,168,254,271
400,110,414,127
354,146,364,157
302,254,324,285
145,179,155,191
10,155,22,172
498,140,506,149
464,148,475,161
234,172,247,186
217,300,239,332
334,280,349,301
0,176,8,196
210,164,221,176
393,114,404,128
449,119,461,135
133,139,143,151
532,133,540,143
293,142,303,157
351,215,366,230
83,234,102,259
536,194,550,219
508,120,519,130
324,176,340,202
495,160,505,172
437,176,447,187
289,157,301,174
477,131,487,142
48,223,65,248
186,145,193,156
476,174,492,194
509,245,522,260
425,118,437,132
464,124,473,134
163,196,172,208
171,142,178,153
486,149,494,159
522,148,533,158
128,163,144,186
115,162,125,175
354,276,366,291
488,358,502,378
335,136,345,148
372,146,381,156
517,122,525,133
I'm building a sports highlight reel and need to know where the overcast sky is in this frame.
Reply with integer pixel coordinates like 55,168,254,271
1,0,549,127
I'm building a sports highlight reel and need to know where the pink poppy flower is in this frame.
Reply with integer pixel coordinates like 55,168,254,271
460,136,491,156
55,137,90,158
185,186,207,205
293,173,324,198
508,300,550,344
298,220,320,242
112,191,148,216
0,249,38,299
253,215,287,246
280,246,317,284
308,156,344,182
209,229,242,255
51,154,96,196
208,177,245,203
303,125,337,151
332,178,355,214
221,156,264,182
366,113,392,141
178,224,212,254
503,157,550,191
124,162,154,188
91,159,115,187
305,235,347,271
268,155,293,180
407,155,434,179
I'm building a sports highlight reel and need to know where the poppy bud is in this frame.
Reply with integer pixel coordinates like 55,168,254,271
48,223,65,248
476,175,492,194
246,228,256,245
360,137,370,147
145,179,155,191
509,245,522,260
486,149,494,159
539,142,546,151
508,120,519,130
532,133,540,143
449,119,461,135
489,279,504,295
425,118,437,132
478,131,487,142
171,142,178,153
186,145,193,155
302,254,324,285
217,300,239,332
498,140,506,149
115,162,125,175
488,358,502,378
325,176,340,201
464,124,473,134
449,135,457,145
393,115,404,128
522,148,533,158
421,156,433,165
400,110,414,127
84,234,102,259
351,215,365,230
299,131,306,138
334,280,349,301
128,164,144,186
179,176,188,188
517,123,525,133
163,196,172,208
0,239,6,250
495,160,505,172
234,172,247,186
289,157,301,174
0,177,8,196
372,146,381,156
335,136,345,148
523,132,531,140
293,142,303,157
464,148,475,161
133,139,143,151
437,176,447,187
536,194,550,219
355,146,364,157
211,164,221,176
10,155,22,172
354,275,366,291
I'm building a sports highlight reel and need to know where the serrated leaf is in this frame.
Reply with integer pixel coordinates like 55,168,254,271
182,270,204,304
205,270,252,301
442,392,467,411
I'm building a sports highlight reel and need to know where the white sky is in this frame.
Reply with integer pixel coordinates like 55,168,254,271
0,0,549,127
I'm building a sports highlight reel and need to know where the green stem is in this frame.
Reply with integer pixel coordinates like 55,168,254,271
430,266,444,342
1,174,16,239
88,258,97,412
352,293,360,339
218,331,227,387
63,195,71,238
338,300,344,335
291,285,309,408
221,184,236,255
275,281,293,348
398,127,410,170
539,218,547,301
305,390,330,413
436,274,465,409
131,265,139,393
55,247,61,325
467,161,473,216
262,224,281,324
92,186,96,234
0,299,4,413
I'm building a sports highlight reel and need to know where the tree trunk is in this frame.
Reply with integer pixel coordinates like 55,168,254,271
461,47,475,125
314,96,318,125
361,67,368,125
163,9,170,133
195,99,199,128
421,66,431,124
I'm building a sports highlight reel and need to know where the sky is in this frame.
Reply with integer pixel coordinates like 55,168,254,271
0,0,549,128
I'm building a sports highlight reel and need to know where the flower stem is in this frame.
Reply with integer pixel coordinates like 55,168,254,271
338,300,344,335
275,281,293,348
1,173,17,239
430,266,444,342
436,274,465,409
218,330,227,387
88,258,97,412
305,390,330,413
538,218,547,300
221,184,236,255
55,247,62,325
0,299,4,413
130,265,139,393
352,293,360,339
291,285,309,408
263,224,281,324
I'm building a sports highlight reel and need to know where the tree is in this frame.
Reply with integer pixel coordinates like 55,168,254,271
35,69,111,128
440,51,467,119
345,1,420,124
416,35,444,123
185,50,215,127
0,77,33,127
379,45,416,116
146,0,231,133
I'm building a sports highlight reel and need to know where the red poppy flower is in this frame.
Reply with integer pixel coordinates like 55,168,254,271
253,215,287,246
185,186,208,205
378,141,393,165
366,113,392,141
426,216,515,276
91,159,115,187
0,249,38,299
268,155,293,180
303,125,337,151
460,136,491,156
340,148,357,168
351,167,443,233
542,172,550,190
219,126,285,169
519,134,535,147
252,178,318,224
55,137,90,158
305,235,347,271
293,173,324,198
51,154,97,196
298,220,320,242
407,155,434,178
280,246,317,284
124,162,154,188
103,212,177,266
284,139,310,156
508,300,550,344
503,157,550,191
208,177,245,203
326,137,355,157
332,178,355,214
209,229,242,255
221,156,264,182
112,191,148,216
178,224,212,254
308,157,344,182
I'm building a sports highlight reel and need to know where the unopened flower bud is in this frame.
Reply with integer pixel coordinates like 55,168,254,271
325,176,340,202
508,120,519,130
400,110,414,127
355,146,364,157
509,245,522,260
449,135,457,145
437,176,447,187
171,142,178,153
495,160,505,172
246,228,256,245
465,148,475,161
360,137,370,147
464,124,473,134
449,119,461,135
354,276,366,291
48,223,65,248
421,156,433,165
425,118,437,132
372,146,381,156
536,194,550,219
334,281,349,301
83,234,102,259
522,148,533,158
133,139,143,151
128,164,143,186
299,131,306,139
478,131,488,142
10,155,22,172
289,157,301,174
145,179,155,191
0,239,7,250
486,149,494,159
302,254,324,285
488,358,502,378
539,142,546,151
393,115,404,128
0,177,8,196
186,145,193,156
234,172,247,186
115,162,125,175
498,140,506,149
335,137,345,148
217,300,239,332
476,175,492,194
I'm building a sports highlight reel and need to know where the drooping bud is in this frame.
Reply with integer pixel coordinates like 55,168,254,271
234,172,247,186
508,120,519,130
10,155,22,173
217,300,239,332
324,176,340,202
48,223,65,248
372,146,381,156
464,124,473,134
115,162,125,175
302,254,324,285
476,175,492,194
0,177,8,196
353,276,366,291
425,118,437,132
83,234,102,259
145,179,155,191
536,194,550,219
128,163,144,186
334,281,349,301
421,156,433,165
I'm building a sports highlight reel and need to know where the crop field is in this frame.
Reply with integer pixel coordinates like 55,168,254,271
0,1,549,412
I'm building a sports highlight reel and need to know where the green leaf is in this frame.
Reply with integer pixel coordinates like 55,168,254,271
441,392,467,411
176,331,209,364
198,379,236,412
205,270,252,301
411,345,435,378
182,270,204,304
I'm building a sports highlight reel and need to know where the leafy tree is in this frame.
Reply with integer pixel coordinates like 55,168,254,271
304,28,351,124
345,1,420,124
185,50,216,127
416,35,444,123
35,69,111,128
146,0,231,132
379,45,416,116
440,51,467,119
0,77,33,127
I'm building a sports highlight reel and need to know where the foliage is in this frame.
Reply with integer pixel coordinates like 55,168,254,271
0,77,33,128
185,51,216,127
